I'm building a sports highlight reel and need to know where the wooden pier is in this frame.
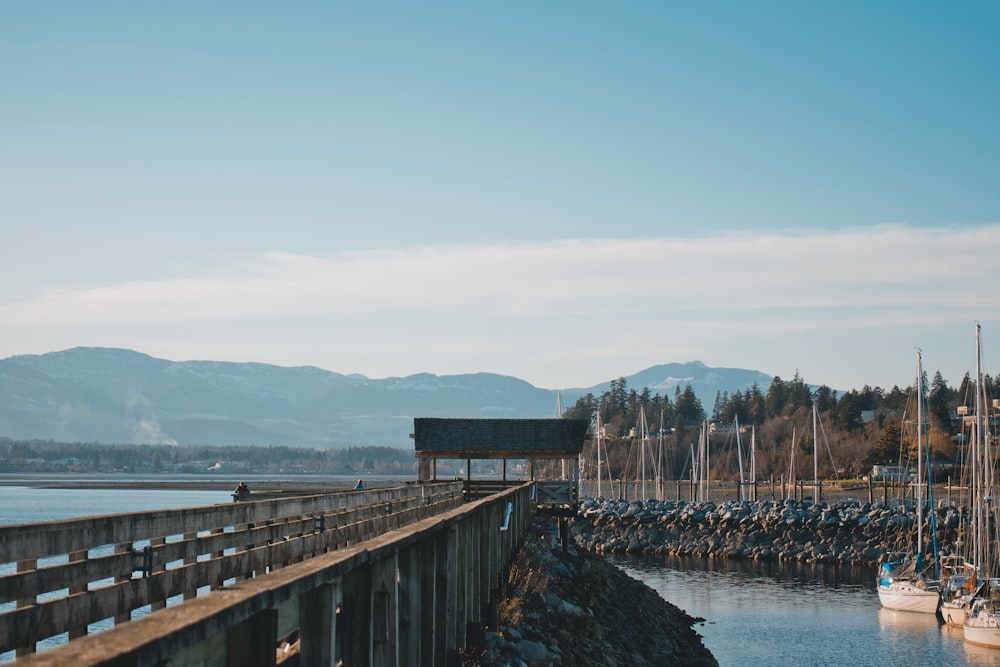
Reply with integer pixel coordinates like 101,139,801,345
1,480,535,666
1,417,593,665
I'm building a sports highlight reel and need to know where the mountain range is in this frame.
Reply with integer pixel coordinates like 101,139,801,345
0,347,773,448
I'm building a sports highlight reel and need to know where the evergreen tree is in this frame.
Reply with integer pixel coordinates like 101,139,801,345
748,383,767,425
867,424,902,467
674,385,705,432
833,390,864,431
814,385,838,412
765,376,788,417
927,370,953,430
788,371,812,412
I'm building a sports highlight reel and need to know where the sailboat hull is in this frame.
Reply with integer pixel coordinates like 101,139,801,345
940,599,970,626
877,584,940,614
963,620,1000,648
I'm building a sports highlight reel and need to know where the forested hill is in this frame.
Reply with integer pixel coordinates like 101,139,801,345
0,348,773,448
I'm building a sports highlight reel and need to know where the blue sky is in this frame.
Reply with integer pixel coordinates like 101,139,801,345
2,2,999,392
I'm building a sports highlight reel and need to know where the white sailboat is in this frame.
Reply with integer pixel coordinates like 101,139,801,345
962,323,1000,647
941,327,987,626
939,552,979,626
876,350,941,614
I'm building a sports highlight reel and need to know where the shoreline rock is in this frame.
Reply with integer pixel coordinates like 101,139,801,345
570,497,961,565
462,517,718,667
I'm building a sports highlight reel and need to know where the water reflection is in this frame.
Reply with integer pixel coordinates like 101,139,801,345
615,553,999,667
877,607,941,634
958,632,1000,666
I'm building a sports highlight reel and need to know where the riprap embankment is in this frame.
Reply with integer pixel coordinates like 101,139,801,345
570,497,961,565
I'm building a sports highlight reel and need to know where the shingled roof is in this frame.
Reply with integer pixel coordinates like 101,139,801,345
413,418,589,458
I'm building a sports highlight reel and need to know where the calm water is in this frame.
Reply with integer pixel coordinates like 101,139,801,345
0,485,231,526
615,554,1000,667
0,471,402,525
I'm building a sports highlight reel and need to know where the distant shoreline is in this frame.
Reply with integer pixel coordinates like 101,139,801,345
0,472,410,493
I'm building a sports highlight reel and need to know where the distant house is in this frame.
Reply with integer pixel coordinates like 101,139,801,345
869,464,912,482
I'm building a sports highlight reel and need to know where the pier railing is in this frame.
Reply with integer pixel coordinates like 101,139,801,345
6,481,532,666
0,482,463,660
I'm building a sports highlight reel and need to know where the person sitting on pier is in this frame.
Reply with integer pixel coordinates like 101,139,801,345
234,481,250,501
354,479,364,490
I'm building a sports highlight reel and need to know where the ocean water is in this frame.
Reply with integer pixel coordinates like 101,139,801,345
0,484,231,526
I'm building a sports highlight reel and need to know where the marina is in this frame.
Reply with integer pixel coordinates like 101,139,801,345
617,554,1000,667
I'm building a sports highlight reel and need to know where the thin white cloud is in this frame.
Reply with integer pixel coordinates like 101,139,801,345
4,224,998,327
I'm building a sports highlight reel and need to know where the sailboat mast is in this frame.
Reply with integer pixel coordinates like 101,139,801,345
788,425,796,501
974,324,989,575
657,409,665,501
690,442,697,500
697,420,709,502
639,407,647,500
735,415,745,501
556,393,567,481
595,412,603,500
813,404,819,491
916,350,924,559
696,425,702,502
705,418,711,502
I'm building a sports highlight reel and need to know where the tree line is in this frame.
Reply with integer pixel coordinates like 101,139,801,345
562,369,998,483
0,440,416,475
2,366,996,484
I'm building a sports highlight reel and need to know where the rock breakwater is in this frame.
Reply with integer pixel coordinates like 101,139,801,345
464,518,718,667
570,497,962,565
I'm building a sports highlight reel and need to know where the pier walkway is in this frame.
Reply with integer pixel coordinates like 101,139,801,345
1,480,534,666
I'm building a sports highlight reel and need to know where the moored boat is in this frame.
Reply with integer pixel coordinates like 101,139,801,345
964,596,1000,648
875,350,941,614
939,556,978,626
877,551,941,613
961,324,1000,647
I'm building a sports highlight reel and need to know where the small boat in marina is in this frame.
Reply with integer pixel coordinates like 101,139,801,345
963,593,1000,648
961,324,1000,647
877,551,942,613
876,350,941,614
939,554,979,626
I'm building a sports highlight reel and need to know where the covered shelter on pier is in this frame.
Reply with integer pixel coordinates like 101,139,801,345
412,417,589,512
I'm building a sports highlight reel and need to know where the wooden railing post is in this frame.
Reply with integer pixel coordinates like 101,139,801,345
114,543,132,625
69,550,89,639
210,527,225,590
15,558,38,656
150,537,166,611
183,531,198,600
